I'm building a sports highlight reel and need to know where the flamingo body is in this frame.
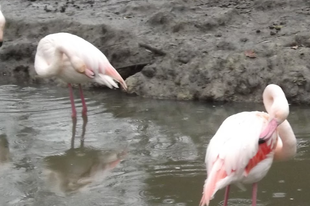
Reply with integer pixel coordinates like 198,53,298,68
200,84,296,206
35,32,127,89
36,34,90,83
34,32,127,118
202,111,276,204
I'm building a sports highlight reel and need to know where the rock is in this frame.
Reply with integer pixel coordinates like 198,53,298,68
141,65,157,78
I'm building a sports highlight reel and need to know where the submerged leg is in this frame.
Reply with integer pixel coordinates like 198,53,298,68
223,185,230,206
68,83,77,118
252,183,258,206
80,113,88,148
71,114,77,149
78,84,87,117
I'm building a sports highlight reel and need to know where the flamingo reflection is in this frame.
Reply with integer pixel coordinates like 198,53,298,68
43,116,126,195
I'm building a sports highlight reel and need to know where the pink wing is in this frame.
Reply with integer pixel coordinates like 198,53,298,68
200,111,277,206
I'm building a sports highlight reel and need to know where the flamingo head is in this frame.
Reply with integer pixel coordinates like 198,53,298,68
75,64,86,74
71,57,86,73
71,57,95,79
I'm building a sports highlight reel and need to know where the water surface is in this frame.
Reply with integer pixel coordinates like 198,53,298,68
0,84,309,206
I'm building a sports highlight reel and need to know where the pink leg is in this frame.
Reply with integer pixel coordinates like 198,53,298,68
78,84,87,117
223,185,230,206
252,183,257,206
68,83,77,118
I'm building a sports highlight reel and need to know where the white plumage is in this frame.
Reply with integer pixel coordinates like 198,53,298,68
34,32,127,118
200,84,297,206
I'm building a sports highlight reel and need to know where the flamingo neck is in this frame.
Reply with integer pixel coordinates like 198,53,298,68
262,84,296,161
263,85,289,124
274,120,297,161
38,47,64,77
36,44,76,78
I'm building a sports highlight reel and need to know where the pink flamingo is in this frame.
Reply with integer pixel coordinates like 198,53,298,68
34,32,127,118
200,84,297,206
0,5,5,47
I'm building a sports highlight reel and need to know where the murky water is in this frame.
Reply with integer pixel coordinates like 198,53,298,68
0,84,309,206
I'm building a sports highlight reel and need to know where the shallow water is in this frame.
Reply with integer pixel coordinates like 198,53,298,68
0,84,309,206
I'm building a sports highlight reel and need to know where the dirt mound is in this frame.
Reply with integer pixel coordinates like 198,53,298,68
1,0,310,103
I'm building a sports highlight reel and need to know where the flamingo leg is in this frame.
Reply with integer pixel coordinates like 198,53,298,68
68,83,77,118
223,185,230,206
252,183,257,206
78,84,87,117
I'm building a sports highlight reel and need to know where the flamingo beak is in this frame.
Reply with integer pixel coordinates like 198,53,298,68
259,118,278,141
76,65,95,79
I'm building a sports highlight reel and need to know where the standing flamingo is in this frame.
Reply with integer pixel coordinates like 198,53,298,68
200,84,297,206
34,32,127,118
0,5,5,47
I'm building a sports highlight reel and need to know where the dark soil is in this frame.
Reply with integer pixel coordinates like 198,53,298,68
1,0,310,103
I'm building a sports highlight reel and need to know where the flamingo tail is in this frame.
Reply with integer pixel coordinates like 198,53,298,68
99,64,127,90
200,158,228,206
96,74,119,89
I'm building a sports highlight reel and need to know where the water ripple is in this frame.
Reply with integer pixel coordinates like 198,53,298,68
150,162,205,177
1,84,310,206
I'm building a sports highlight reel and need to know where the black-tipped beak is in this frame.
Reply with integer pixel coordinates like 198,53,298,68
0,41,3,47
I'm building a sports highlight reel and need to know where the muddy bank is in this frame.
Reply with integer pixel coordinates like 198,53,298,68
1,0,310,103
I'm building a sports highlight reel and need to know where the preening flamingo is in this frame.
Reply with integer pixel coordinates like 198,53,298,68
0,5,6,47
34,32,127,118
200,84,297,206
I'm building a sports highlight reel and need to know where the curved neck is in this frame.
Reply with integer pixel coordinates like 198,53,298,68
263,85,289,124
35,45,72,78
37,48,64,77
262,85,296,160
274,120,297,161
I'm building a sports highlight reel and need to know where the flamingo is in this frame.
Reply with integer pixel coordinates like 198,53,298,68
0,5,5,47
200,84,297,206
34,32,127,118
